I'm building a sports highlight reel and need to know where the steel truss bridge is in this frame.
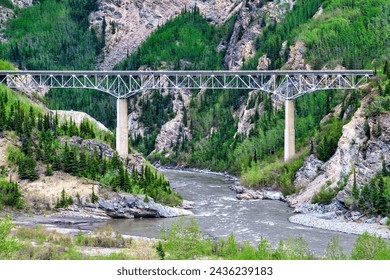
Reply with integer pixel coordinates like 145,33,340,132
0,70,374,161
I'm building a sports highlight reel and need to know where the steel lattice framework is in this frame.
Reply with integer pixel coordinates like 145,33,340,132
0,70,373,99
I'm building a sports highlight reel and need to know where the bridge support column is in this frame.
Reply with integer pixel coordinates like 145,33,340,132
284,99,295,162
116,98,128,157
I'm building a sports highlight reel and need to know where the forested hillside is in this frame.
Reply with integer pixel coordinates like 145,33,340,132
0,0,117,128
0,0,389,197
0,60,182,208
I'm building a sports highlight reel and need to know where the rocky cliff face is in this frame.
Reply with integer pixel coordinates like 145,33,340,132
224,0,295,70
0,1,32,42
234,90,263,137
153,90,191,156
0,7,14,43
290,88,390,208
90,0,242,70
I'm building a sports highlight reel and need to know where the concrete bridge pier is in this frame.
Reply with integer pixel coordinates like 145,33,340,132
116,98,128,157
284,99,295,162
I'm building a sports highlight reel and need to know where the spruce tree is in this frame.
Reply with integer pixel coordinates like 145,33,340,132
91,186,98,203
45,164,53,176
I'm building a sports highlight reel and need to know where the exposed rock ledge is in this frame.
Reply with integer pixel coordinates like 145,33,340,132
230,185,286,202
90,193,193,219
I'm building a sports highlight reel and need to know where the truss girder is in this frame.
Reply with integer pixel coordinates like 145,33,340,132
0,70,373,99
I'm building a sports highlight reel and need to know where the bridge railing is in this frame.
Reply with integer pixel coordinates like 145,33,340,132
0,70,373,99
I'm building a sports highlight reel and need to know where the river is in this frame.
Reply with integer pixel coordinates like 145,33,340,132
96,169,358,256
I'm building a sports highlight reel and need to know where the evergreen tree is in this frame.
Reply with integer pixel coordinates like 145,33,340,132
45,164,53,176
91,186,98,203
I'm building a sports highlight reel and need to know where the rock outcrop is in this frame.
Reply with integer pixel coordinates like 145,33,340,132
95,193,193,218
11,0,32,8
90,0,242,70
224,0,295,70
0,7,14,43
283,41,311,70
62,136,146,173
289,90,390,208
153,90,191,156
234,90,263,137
1,1,33,42
289,94,371,206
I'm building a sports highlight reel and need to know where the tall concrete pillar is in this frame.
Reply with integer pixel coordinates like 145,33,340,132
116,98,128,157
284,99,295,162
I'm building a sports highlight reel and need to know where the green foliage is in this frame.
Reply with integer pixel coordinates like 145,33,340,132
315,117,343,161
273,236,314,260
91,186,98,203
55,188,74,209
311,181,343,205
2,0,99,70
45,164,53,176
351,232,390,260
0,178,24,209
325,236,346,260
156,241,165,260
244,0,323,69
299,0,390,69
0,217,21,260
0,0,14,9
160,219,212,260
0,59,15,70
351,172,390,216
241,155,305,195
115,8,233,71
2,85,180,206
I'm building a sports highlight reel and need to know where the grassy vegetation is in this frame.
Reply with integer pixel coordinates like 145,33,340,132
241,155,305,196
2,217,390,260
10,221,157,260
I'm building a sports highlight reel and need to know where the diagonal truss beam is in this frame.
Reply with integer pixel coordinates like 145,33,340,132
0,70,374,99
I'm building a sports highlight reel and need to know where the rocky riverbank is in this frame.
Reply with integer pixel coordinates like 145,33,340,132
289,202,390,238
290,214,390,239
229,184,390,238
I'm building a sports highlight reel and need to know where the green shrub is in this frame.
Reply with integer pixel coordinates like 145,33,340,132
316,117,342,161
0,217,21,260
311,184,340,205
241,155,305,196
0,179,24,209
0,59,15,70
272,236,314,260
325,236,346,260
161,219,213,260
55,188,74,208
351,232,390,260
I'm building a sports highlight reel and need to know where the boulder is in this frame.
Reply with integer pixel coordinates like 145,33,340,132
263,191,285,201
98,193,192,219
236,189,262,200
365,217,376,224
379,217,388,225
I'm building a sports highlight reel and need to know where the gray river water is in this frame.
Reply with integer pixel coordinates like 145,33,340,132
97,169,358,255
